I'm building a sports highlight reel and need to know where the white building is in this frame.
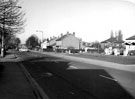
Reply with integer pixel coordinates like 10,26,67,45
41,41,49,49
124,35,135,56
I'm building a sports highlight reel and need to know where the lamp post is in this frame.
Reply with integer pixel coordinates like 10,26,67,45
36,30,43,43
36,30,44,50
0,1,22,57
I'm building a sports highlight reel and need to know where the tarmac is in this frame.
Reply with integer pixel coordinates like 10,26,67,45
0,51,135,99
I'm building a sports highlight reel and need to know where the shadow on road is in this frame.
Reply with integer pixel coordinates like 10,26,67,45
0,64,4,78
22,56,134,99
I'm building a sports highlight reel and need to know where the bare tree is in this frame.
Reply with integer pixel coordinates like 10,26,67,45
0,0,25,56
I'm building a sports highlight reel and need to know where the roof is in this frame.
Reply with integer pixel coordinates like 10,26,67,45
56,35,68,41
101,37,116,43
49,37,57,42
126,35,135,40
101,37,124,43
48,38,57,46
49,43,56,46
114,39,124,43
56,34,77,41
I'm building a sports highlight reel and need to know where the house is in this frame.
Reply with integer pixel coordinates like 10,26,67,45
56,32,80,49
101,30,124,55
41,41,49,49
101,31,124,49
125,35,135,51
101,37,124,49
48,37,57,48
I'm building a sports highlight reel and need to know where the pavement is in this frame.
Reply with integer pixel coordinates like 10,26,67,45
0,63,36,99
0,53,36,99
0,52,50,99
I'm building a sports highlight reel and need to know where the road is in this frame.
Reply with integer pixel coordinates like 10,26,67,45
16,51,135,99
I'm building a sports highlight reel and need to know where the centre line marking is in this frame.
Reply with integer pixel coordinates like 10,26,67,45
99,75,118,82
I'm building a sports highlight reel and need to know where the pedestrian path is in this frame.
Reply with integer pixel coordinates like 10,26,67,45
0,62,36,99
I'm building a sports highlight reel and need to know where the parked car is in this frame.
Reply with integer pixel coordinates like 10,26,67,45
19,47,29,52
128,50,135,56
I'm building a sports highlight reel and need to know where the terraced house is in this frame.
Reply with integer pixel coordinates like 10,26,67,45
55,32,80,49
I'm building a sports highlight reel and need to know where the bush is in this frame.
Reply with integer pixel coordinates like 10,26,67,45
87,48,104,53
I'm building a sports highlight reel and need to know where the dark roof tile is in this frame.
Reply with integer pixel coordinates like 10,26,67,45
126,35,135,40
101,37,124,43
56,34,73,41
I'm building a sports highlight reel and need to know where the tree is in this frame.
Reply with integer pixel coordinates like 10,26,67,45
91,41,101,48
0,0,25,33
91,41,103,53
14,37,21,48
0,0,25,56
26,35,39,49
118,30,123,41
110,30,114,38
7,37,21,49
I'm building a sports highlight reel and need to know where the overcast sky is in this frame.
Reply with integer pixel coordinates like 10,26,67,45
18,0,135,43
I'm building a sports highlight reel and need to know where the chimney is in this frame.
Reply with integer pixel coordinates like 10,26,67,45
110,30,114,38
61,33,63,37
73,32,75,36
50,37,52,40
67,31,69,34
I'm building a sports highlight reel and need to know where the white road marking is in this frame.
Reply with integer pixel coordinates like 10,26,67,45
42,72,53,77
69,66,78,69
99,75,118,82
69,91,75,95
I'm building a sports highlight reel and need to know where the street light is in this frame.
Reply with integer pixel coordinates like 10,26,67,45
36,30,44,51
36,30,44,43
0,1,22,57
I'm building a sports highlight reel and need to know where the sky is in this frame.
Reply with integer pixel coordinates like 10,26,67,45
18,0,135,44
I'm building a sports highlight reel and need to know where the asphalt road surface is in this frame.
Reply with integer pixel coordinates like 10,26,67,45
16,51,135,99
